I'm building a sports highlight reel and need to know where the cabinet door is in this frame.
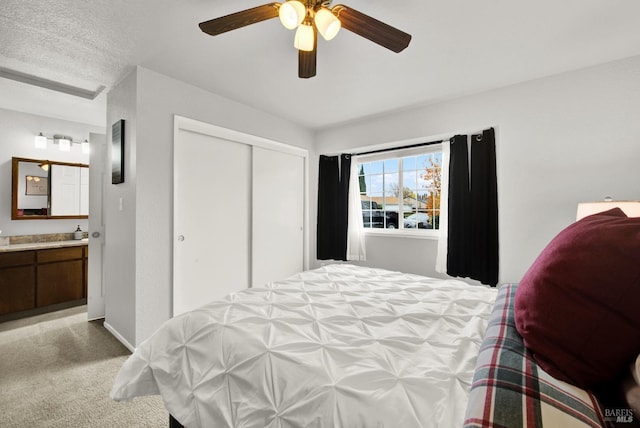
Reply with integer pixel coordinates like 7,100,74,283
37,260,84,307
0,265,36,315
50,164,82,216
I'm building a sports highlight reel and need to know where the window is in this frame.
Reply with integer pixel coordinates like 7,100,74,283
358,145,442,234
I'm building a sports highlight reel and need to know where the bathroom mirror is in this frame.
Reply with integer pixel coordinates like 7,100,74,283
11,157,89,220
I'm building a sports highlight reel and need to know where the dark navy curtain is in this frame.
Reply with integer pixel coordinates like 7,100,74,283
447,128,499,286
317,154,351,260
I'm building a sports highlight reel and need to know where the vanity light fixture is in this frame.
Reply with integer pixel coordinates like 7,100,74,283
55,135,72,152
34,133,48,149
58,139,71,151
36,132,89,153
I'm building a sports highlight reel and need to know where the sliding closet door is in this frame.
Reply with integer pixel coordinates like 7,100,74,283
173,129,251,316
252,147,304,287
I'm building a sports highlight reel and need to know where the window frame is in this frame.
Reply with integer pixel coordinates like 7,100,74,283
357,143,443,240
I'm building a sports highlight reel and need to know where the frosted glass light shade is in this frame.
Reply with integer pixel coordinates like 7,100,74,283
314,8,340,40
294,23,315,51
279,1,305,30
82,140,90,154
58,138,71,151
35,133,47,149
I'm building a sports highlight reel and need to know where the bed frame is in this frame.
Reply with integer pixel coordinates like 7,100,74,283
169,415,183,428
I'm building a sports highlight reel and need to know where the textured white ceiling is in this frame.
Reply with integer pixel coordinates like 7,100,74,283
1,0,640,129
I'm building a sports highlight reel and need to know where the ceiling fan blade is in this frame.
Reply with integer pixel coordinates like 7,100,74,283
298,29,317,78
298,47,317,79
333,5,411,53
199,3,280,36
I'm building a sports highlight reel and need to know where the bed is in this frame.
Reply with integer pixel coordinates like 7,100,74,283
111,264,498,427
110,263,617,427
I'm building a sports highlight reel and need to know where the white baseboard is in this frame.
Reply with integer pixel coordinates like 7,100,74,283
104,321,135,353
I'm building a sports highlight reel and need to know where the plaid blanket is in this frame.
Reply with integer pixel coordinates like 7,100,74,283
464,283,606,428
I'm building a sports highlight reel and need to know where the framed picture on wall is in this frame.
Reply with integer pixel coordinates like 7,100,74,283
112,119,125,184
25,176,48,195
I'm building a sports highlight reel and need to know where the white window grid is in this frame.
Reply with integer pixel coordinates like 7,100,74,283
357,144,442,237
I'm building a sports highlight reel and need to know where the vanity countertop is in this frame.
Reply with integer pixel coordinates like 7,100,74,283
0,239,88,253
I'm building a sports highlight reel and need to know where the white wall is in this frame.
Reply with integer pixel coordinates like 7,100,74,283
105,67,315,346
315,55,640,284
104,56,640,346
0,107,101,237
104,70,138,347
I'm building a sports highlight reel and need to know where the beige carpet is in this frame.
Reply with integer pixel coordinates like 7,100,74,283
0,306,168,428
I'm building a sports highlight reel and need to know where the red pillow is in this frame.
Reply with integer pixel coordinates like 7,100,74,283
515,208,640,389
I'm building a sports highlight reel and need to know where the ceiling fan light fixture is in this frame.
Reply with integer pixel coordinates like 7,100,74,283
198,2,412,78
314,8,340,41
294,21,315,52
279,1,306,30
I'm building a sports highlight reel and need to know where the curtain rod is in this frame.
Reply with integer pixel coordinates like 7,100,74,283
351,139,442,157
350,127,494,157
319,127,495,158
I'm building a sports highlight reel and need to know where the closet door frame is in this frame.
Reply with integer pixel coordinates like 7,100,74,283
172,115,309,314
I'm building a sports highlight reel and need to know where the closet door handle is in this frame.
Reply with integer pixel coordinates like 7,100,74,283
177,235,185,242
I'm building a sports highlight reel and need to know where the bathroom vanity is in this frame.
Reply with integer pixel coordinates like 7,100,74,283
0,240,88,318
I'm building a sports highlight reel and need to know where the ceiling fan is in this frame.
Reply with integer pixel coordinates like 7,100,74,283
198,0,411,78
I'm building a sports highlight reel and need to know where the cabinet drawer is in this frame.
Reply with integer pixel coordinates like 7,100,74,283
37,247,84,264
0,250,36,268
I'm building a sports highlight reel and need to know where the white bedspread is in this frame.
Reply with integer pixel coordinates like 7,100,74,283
111,264,498,428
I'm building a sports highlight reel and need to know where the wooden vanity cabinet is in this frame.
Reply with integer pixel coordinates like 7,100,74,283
36,247,84,307
0,251,36,315
0,244,88,317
